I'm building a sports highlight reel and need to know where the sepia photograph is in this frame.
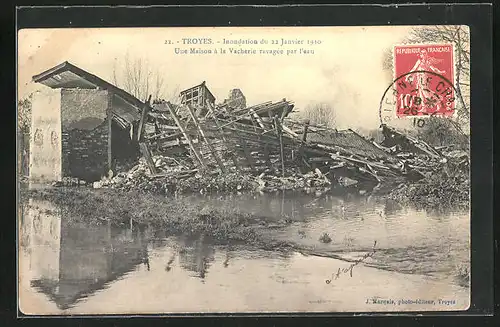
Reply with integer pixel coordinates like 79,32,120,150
17,25,471,315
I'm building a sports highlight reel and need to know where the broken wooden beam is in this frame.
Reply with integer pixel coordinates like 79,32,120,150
206,100,240,171
282,124,300,139
297,119,311,172
139,142,157,175
249,108,266,129
165,102,207,169
107,112,113,174
156,138,200,149
137,95,152,142
309,157,333,162
185,104,226,173
274,116,285,177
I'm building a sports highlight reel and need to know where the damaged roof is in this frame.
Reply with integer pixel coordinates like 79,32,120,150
32,61,146,125
299,128,396,161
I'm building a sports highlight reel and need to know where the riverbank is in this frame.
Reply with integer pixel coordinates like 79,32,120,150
48,149,470,213
20,186,469,288
21,187,270,242
387,169,470,212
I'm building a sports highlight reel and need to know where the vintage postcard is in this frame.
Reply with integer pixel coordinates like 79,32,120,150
18,25,471,315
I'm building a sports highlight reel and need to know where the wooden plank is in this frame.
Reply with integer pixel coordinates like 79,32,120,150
247,114,259,132
325,150,401,173
211,125,281,142
185,104,226,173
249,108,266,129
153,120,161,134
137,95,152,142
206,100,240,170
139,142,157,175
201,124,287,148
231,101,273,116
274,116,285,177
309,157,333,162
282,124,299,139
150,131,184,142
165,102,206,168
157,138,200,149
160,125,181,130
214,102,286,130
302,157,312,169
107,113,113,174
296,120,310,173
217,132,283,148
280,103,289,121
365,164,381,182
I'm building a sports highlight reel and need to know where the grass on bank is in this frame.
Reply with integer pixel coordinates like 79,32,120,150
387,171,470,212
20,187,265,242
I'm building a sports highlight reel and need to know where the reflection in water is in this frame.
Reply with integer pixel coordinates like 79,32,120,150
383,199,404,217
183,191,338,223
19,192,469,314
176,234,215,281
23,199,149,310
165,253,175,272
223,252,230,268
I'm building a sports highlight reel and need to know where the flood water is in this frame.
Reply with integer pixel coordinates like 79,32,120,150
18,191,470,314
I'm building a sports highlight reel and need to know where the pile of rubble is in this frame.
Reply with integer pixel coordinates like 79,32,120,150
383,129,470,210
61,81,467,198
134,95,414,189
255,169,331,193
52,177,88,187
92,154,195,190
93,158,338,196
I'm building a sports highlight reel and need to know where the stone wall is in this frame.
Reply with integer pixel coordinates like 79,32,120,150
61,89,109,130
60,89,111,181
29,89,62,183
62,121,109,182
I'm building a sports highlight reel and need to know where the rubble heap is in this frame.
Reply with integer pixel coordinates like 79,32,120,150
78,81,468,197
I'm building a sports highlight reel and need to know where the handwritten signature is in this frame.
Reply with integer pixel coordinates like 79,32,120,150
325,240,377,284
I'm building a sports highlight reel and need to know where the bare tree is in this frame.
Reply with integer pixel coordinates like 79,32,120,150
301,103,335,127
417,117,460,147
18,96,32,176
112,53,167,102
166,85,181,104
18,96,32,136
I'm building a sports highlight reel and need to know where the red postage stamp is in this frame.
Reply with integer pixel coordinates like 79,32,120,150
393,43,455,118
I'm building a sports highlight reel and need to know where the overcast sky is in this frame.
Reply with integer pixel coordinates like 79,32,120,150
18,26,415,130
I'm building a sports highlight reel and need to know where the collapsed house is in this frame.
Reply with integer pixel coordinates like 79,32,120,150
130,89,411,187
31,61,455,190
